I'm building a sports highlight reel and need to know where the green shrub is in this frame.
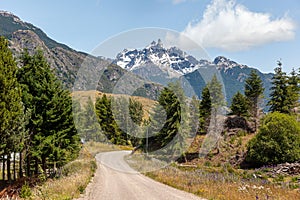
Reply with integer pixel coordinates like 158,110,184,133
20,182,32,199
246,112,300,166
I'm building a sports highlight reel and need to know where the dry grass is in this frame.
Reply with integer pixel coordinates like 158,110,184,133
29,147,96,200
72,90,157,119
129,132,300,200
85,141,133,156
27,142,132,200
146,166,300,200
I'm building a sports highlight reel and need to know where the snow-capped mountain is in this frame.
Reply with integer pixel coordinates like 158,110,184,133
115,39,213,76
114,40,273,104
114,39,248,77
213,56,248,71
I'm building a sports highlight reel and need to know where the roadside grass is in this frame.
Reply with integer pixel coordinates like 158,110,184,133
85,141,133,156
146,165,300,200
28,142,131,200
29,147,96,200
126,133,300,200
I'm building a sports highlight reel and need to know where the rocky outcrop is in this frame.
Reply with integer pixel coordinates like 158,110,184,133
271,162,300,176
224,115,255,134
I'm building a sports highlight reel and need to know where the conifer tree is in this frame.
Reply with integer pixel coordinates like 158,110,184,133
144,82,190,159
268,61,293,114
190,96,200,135
95,95,125,145
207,74,225,108
288,68,300,112
230,91,249,117
0,37,23,181
17,50,80,175
78,97,104,142
199,86,212,134
244,70,264,131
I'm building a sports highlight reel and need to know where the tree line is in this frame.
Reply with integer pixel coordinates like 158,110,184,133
74,94,144,146
0,37,80,182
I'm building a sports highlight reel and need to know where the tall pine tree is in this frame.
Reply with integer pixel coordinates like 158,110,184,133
95,94,125,145
17,50,80,175
244,70,264,131
288,68,300,112
230,91,249,117
268,61,293,114
0,37,23,181
199,86,212,134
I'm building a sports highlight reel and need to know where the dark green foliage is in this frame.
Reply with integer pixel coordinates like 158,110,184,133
199,86,212,134
143,82,190,159
288,68,300,110
17,50,80,174
74,97,105,143
112,97,144,146
0,36,24,180
129,98,143,126
189,96,200,135
95,94,124,145
246,112,300,166
207,74,226,108
268,62,294,114
244,70,264,114
230,91,249,117
244,70,264,131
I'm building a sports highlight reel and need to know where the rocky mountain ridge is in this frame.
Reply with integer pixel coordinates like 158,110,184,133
114,40,273,103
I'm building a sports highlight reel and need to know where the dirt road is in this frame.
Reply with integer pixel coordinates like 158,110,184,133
76,151,205,200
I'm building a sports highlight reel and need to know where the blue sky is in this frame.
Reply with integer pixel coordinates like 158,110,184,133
1,0,300,73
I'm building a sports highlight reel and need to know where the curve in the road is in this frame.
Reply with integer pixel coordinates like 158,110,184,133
76,151,206,200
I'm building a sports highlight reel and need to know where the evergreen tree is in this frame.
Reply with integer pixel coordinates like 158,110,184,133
244,70,264,131
144,82,190,159
17,50,80,175
207,74,225,108
77,97,104,142
288,68,300,112
190,96,200,135
199,86,212,134
230,91,249,117
128,98,144,146
268,61,293,114
95,95,125,145
0,37,23,181
205,74,226,154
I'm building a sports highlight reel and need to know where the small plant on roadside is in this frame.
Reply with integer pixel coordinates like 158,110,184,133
20,182,32,199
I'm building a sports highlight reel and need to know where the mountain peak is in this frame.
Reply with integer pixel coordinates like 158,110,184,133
0,10,24,24
148,39,163,49
114,41,251,77
213,56,247,70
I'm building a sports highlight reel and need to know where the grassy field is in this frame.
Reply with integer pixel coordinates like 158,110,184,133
72,90,157,119
146,165,300,200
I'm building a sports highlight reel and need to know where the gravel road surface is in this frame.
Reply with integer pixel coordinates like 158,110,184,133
76,151,205,200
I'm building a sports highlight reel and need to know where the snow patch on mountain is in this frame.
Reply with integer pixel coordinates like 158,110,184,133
114,39,249,76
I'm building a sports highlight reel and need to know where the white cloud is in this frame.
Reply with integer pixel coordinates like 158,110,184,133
182,0,296,51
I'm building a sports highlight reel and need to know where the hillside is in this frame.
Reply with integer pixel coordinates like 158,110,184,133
0,11,162,99
72,90,157,119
